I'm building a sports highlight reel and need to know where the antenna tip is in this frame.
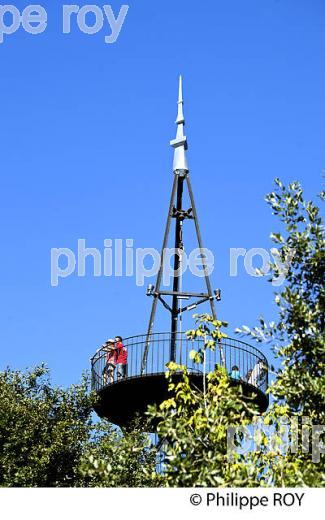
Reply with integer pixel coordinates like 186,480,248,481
178,75,183,103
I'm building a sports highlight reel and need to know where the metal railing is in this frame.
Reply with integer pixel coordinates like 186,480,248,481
91,332,268,395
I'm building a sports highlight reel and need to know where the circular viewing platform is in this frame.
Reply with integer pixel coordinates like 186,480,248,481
91,332,269,427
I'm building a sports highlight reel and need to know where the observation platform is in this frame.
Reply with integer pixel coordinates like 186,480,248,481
91,332,269,427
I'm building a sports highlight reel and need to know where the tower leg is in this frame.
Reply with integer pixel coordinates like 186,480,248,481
185,174,225,366
141,174,179,374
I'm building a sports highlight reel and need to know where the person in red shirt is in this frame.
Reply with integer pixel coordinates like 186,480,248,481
115,336,127,380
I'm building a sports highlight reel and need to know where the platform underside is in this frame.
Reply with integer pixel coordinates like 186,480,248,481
93,372,269,427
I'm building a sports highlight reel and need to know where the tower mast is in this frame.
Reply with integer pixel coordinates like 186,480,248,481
169,75,188,361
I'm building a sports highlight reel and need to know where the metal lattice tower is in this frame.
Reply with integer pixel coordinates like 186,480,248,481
141,76,222,373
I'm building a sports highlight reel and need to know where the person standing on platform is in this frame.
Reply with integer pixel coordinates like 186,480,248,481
229,365,241,381
115,336,127,380
104,339,117,384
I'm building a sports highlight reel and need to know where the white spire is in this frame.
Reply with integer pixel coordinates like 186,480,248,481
170,75,189,174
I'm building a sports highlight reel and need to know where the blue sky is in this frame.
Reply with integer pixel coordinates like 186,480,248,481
0,0,324,387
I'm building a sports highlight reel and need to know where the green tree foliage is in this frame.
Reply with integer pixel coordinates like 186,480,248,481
148,315,323,487
235,179,325,485
146,316,272,487
237,179,324,419
0,365,159,487
79,420,163,487
0,365,93,487
147,346,263,486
